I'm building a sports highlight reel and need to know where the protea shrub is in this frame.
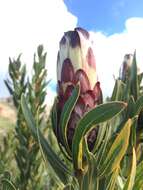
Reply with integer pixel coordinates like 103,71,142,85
56,27,102,151
21,28,143,190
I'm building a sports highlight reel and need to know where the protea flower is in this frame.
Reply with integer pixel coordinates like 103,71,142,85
119,53,141,81
119,54,133,82
56,27,102,152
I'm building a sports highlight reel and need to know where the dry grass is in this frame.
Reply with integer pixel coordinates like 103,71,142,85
0,101,16,123
0,100,16,138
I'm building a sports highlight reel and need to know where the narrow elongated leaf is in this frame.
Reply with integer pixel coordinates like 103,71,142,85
136,160,143,178
71,177,79,190
130,52,139,101
51,98,58,135
72,101,127,170
60,84,80,156
122,78,131,101
138,72,143,85
98,119,131,177
4,80,14,95
96,124,112,167
135,95,143,115
21,95,72,184
126,96,135,118
123,148,136,190
1,178,17,190
130,117,137,147
117,176,124,190
133,160,143,190
92,123,107,153
106,167,119,190
82,173,89,190
111,80,119,101
111,80,125,101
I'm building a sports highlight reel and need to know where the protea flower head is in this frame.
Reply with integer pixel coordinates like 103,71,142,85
119,53,140,81
56,27,102,151
119,54,133,82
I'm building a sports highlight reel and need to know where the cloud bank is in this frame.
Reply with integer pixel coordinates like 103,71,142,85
90,17,143,97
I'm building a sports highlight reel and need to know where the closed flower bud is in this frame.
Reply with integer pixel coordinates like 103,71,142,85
56,27,102,151
119,53,140,82
119,54,133,82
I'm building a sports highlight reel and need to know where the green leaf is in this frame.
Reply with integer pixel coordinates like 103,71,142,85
138,72,143,85
4,80,14,95
126,96,135,118
130,117,137,147
117,176,124,190
21,64,26,85
92,123,107,153
37,45,44,57
106,167,119,190
133,160,143,190
21,94,72,184
72,101,127,170
51,98,58,135
135,95,143,115
1,178,17,190
130,51,139,101
123,148,136,190
96,123,112,167
111,80,125,101
98,119,131,177
60,84,80,156
82,173,89,190
122,78,131,101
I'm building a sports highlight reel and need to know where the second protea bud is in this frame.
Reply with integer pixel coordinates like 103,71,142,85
119,53,140,82
55,27,102,152
119,54,133,82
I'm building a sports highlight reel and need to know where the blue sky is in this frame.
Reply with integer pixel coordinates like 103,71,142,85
64,0,143,34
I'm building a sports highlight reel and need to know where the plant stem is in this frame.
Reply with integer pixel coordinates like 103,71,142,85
75,170,84,190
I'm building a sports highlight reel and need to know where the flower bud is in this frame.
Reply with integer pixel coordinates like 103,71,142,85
119,53,140,82
56,27,102,151
119,54,133,82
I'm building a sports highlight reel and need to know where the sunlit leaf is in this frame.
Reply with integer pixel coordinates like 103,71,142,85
106,167,119,190
123,148,136,190
133,160,143,190
98,119,131,177
72,101,127,170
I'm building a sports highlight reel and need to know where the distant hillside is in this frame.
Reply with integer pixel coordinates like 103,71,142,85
0,97,52,127
0,97,16,129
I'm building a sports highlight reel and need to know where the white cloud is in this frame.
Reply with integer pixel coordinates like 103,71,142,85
90,17,143,97
0,0,77,103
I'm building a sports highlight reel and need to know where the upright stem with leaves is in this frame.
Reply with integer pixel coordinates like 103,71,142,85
5,45,48,190
27,45,48,189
